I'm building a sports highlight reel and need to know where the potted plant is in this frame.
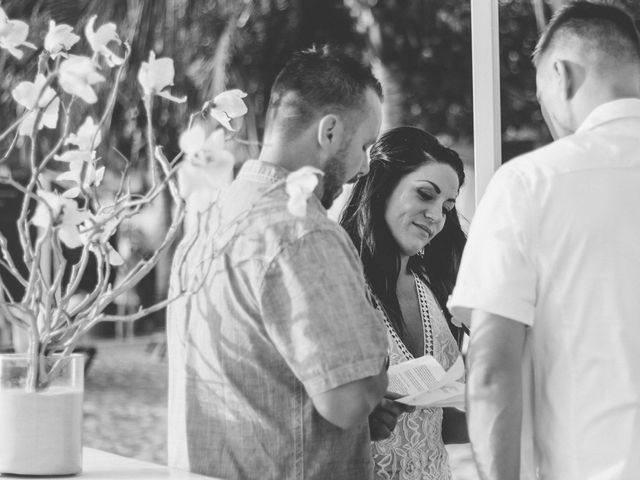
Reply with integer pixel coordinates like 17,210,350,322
0,9,248,475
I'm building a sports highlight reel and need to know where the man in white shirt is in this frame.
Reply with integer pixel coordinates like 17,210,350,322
448,2,640,479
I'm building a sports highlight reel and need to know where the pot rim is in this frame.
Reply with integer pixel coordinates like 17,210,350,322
0,353,85,360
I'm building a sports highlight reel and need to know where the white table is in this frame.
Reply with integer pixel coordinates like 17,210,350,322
1,448,222,479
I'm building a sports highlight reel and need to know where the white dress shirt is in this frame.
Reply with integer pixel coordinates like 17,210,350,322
449,98,640,480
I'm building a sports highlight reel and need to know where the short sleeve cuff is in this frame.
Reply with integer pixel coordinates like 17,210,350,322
448,289,535,328
303,354,387,396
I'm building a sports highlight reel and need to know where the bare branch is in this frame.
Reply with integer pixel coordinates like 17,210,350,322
62,245,90,302
0,280,16,304
68,251,107,318
0,302,31,330
22,223,50,309
154,147,180,198
91,43,131,152
113,147,133,199
143,95,157,185
94,199,185,313
0,233,27,287
38,97,76,172
97,293,184,323
50,237,66,304
0,111,30,143
0,130,20,165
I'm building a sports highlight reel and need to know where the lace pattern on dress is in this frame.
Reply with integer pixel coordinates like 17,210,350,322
371,275,460,480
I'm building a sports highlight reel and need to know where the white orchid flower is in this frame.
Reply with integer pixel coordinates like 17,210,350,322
84,15,123,67
11,74,60,136
179,125,234,165
44,20,79,58
31,190,90,248
66,116,101,151
285,166,324,218
137,51,186,103
208,89,248,131
55,133,103,198
56,156,105,199
0,7,36,59
54,149,93,164
58,55,105,104
177,126,235,197
80,214,123,266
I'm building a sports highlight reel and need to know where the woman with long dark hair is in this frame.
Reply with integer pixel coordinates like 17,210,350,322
340,126,468,480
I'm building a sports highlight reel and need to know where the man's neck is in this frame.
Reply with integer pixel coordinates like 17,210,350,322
258,128,324,172
572,77,640,131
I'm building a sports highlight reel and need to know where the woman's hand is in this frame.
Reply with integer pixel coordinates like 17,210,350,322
368,395,415,441
441,407,469,444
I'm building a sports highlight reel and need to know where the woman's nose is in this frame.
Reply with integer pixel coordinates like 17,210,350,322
424,206,444,223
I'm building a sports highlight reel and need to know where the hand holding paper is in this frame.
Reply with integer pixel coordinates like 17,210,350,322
386,355,465,410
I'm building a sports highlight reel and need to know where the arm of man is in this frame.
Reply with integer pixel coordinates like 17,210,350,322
311,364,388,430
260,229,389,431
466,309,526,480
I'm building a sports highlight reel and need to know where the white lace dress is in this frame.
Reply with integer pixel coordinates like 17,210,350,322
371,274,460,480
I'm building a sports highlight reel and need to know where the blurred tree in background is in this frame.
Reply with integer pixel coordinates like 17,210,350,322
1,0,638,334
344,0,473,141
3,0,639,161
501,0,640,158
0,0,366,333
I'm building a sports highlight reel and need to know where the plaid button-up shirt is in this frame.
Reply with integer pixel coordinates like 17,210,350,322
168,160,387,480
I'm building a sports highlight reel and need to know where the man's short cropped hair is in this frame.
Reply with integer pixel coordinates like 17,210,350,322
532,0,640,67
265,45,383,137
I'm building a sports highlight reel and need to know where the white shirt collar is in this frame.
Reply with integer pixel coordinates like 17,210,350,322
576,98,640,133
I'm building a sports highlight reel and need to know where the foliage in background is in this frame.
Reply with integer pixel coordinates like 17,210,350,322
3,0,640,153
0,1,366,328
345,0,473,141
2,0,639,337
504,0,640,149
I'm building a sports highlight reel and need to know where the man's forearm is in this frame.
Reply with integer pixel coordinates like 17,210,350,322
311,364,388,429
467,310,526,480
467,367,522,480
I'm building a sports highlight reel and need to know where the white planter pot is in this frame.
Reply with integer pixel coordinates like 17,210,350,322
0,353,84,475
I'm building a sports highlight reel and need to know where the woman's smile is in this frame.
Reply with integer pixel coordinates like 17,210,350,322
412,221,433,238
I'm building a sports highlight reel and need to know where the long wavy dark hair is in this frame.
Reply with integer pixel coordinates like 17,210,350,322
340,126,467,348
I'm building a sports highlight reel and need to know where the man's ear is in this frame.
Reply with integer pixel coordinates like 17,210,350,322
317,114,344,153
554,59,582,101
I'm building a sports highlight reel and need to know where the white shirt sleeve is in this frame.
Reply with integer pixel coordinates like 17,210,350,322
448,164,537,327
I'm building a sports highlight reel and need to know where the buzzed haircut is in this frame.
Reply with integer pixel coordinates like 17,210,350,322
532,1,640,66
265,45,382,137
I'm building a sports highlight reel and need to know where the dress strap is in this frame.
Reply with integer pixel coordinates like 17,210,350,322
413,273,435,357
366,284,414,360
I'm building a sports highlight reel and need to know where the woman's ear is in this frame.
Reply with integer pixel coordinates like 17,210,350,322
317,114,344,154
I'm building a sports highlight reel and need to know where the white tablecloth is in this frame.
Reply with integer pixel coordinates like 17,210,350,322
1,448,222,479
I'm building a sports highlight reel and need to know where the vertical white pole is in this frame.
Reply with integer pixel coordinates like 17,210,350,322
471,0,502,205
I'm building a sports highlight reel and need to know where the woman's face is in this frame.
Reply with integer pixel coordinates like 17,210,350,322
384,161,460,257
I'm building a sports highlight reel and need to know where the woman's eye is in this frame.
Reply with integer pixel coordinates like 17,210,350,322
418,190,433,201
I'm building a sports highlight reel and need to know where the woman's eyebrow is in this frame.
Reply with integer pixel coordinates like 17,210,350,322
417,180,441,194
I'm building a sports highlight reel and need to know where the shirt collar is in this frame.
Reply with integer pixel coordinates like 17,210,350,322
237,159,290,183
576,98,640,133
236,159,326,215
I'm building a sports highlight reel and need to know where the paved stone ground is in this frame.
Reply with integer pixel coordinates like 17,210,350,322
83,337,168,464
83,337,479,479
